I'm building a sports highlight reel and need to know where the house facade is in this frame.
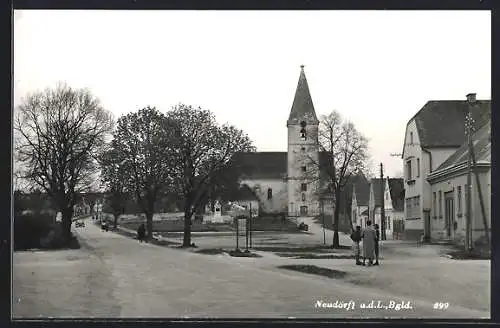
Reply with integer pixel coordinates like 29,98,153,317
368,177,409,239
385,178,405,239
427,120,491,246
401,94,491,240
350,174,370,229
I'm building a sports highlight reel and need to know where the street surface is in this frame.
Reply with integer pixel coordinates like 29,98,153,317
13,217,490,319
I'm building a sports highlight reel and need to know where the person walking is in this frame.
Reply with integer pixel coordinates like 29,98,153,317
374,223,381,265
361,220,377,266
350,225,363,265
137,223,146,243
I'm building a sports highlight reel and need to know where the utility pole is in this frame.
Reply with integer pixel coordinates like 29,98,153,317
321,201,326,245
465,94,473,253
465,93,490,248
249,202,253,248
380,163,386,240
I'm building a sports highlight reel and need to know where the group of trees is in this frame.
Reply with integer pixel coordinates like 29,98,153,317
15,84,255,247
15,83,370,248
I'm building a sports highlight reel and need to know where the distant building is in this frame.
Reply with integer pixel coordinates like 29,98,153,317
401,94,490,240
367,178,404,238
427,119,491,246
350,174,370,229
385,178,405,239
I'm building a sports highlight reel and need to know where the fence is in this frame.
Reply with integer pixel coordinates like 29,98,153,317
392,219,405,240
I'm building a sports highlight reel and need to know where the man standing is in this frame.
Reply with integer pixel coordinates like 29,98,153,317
361,220,376,266
374,223,380,265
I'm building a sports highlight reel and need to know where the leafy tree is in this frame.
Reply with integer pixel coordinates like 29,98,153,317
166,104,255,247
14,83,113,243
99,149,131,228
109,106,178,239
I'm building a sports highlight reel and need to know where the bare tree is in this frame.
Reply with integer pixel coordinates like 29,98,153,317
14,83,114,243
309,110,369,248
166,104,255,247
110,106,178,239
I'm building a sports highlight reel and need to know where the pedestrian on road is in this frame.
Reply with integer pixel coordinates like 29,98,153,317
137,223,146,243
374,224,380,265
361,220,376,266
350,225,362,265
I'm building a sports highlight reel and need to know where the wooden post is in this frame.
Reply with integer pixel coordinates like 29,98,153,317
236,218,239,250
321,200,326,245
249,202,253,248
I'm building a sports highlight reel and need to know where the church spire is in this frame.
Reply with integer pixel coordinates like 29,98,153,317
287,65,318,126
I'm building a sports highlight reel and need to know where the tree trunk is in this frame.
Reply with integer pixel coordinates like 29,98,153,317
183,206,192,247
332,190,341,248
61,207,74,244
145,212,154,240
113,213,119,229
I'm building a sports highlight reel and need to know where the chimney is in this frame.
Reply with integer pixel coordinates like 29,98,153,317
466,93,476,103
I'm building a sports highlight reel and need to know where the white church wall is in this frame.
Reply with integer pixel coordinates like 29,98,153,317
240,179,288,214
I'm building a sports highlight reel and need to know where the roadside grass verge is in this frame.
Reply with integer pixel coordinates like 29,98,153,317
275,253,357,259
194,248,262,258
278,264,347,279
254,245,350,253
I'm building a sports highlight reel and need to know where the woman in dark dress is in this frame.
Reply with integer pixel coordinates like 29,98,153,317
137,223,146,243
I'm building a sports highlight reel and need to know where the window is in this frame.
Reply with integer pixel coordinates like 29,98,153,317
457,186,462,214
301,147,306,152
416,158,420,178
301,193,306,201
301,183,307,191
406,160,412,180
433,192,436,218
438,191,442,217
410,132,413,144
267,188,272,200
300,121,307,141
301,166,307,172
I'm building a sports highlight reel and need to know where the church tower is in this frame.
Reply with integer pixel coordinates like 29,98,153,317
287,65,320,217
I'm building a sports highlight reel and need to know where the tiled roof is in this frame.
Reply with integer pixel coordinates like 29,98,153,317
287,66,318,125
231,151,333,180
410,100,490,148
352,173,370,206
230,152,287,179
435,120,491,172
370,178,383,207
388,178,405,212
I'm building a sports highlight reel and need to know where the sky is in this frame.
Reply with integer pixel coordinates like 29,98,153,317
13,10,491,178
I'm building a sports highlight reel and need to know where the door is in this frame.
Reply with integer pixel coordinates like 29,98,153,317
444,191,454,238
300,206,308,216
423,210,431,241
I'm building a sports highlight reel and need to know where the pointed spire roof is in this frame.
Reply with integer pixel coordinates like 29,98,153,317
287,65,318,125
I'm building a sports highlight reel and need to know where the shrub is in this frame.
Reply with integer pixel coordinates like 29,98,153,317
14,213,55,250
